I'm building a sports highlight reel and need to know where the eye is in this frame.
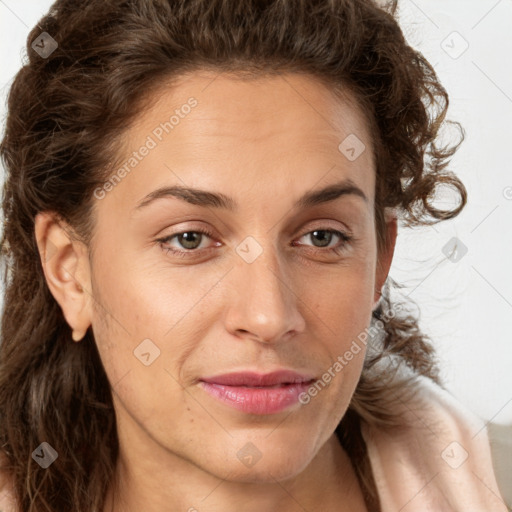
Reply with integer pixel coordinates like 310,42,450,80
157,228,217,257
156,227,353,259
293,229,353,255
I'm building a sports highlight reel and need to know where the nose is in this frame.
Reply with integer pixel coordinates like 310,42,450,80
223,241,306,344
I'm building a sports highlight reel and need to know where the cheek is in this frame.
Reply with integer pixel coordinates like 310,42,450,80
88,252,221,411
300,255,376,400
90,286,195,438
304,254,376,336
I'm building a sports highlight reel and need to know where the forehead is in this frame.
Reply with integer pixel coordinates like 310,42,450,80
132,70,373,152
104,70,376,215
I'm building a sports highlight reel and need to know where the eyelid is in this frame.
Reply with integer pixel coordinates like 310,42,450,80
297,219,352,238
157,226,218,249
156,223,353,259
156,221,350,245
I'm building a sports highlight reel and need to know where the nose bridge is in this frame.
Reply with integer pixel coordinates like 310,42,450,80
224,235,306,343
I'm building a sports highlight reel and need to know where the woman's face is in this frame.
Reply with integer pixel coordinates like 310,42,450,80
67,71,395,482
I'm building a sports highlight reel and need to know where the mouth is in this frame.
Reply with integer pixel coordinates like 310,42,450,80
199,370,316,415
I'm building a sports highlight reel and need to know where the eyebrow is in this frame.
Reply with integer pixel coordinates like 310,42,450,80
134,178,368,212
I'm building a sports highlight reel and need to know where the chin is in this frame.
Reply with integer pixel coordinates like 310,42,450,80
201,441,316,484
217,458,310,484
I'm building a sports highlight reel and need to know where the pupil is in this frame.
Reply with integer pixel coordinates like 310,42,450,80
312,230,331,247
179,232,200,249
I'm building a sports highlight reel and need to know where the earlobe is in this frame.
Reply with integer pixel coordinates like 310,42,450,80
34,212,92,342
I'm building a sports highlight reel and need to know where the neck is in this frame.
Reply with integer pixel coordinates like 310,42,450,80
103,431,367,512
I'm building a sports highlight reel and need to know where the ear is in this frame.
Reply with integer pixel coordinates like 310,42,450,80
373,208,398,309
34,212,93,341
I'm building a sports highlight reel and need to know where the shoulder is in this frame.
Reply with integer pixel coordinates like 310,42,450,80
361,372,509,512
0,452,18,512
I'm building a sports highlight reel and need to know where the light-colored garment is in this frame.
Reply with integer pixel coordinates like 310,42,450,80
362,373,510,511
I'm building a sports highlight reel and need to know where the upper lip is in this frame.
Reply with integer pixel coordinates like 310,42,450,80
200,370,316,387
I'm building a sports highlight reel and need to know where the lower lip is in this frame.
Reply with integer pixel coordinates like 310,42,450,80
200,381,313,414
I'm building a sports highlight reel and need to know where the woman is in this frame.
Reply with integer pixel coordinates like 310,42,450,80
0,0,508,511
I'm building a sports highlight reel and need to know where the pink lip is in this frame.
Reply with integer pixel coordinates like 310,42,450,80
199,370,316,415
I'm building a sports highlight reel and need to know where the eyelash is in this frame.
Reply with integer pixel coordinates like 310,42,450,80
156,227,353,259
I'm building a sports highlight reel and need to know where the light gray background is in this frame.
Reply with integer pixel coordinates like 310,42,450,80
1,0,511,425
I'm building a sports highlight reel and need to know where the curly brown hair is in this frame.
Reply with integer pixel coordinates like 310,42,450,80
0,0,466,511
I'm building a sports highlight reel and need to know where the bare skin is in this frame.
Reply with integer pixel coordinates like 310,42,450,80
34,71,397,512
